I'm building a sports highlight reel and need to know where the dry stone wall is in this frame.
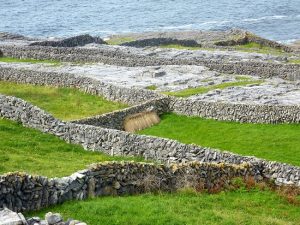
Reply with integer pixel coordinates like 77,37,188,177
1,45,299,80
0,162,254,212
120,38,201,48
169,97,300,124
0,66,160,105
29,34,106,47
1,66,299,124
1,94,300,188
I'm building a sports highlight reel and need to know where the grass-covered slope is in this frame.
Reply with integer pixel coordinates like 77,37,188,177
138,113,300,166
0,119,141,177
27,189,300,225
234,42,287,55
0,81,128,120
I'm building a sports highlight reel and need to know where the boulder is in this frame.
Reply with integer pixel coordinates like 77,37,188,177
45,212,63,225
0,208,27,225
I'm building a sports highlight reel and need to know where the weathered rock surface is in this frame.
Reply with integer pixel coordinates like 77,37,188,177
190,79,300,106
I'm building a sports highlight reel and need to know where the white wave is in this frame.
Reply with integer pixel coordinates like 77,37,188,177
242,15,288,23
279,39,300,44
158,24,194,30
197,20,230,26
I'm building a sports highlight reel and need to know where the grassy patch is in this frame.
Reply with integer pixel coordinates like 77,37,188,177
146,85,157,90
234,42,287,55
0,119,141,177
0,57,61,66
138,113,300,166
163,80,263,97
106,37,136,45
288,59,300,64
26,189,300,225
159,44,203,51
235,75,251,81
0,81,128,120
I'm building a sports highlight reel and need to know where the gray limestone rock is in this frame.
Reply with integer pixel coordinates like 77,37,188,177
0,208,27,225
45,213,63,225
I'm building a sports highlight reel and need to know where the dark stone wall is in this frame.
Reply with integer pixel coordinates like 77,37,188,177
29,34,106,47
0,162,255,212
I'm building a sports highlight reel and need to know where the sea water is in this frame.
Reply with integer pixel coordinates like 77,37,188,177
0,0,299,42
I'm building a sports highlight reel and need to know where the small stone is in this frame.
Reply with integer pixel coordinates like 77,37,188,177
113,181,121,189
66,219,80,225
45,212,63,225
40,221,49,225
27,217,41,225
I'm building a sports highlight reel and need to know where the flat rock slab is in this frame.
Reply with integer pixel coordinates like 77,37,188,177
190,79,300,106
0,208,27,225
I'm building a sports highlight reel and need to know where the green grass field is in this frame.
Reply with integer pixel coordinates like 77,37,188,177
0,57,61,65
234,42,287,55
160,44,203,50
0,119,141,177
0,81,128,120
138,113,300,166
106,37,136,45
27,189,300,225
288,59,300,64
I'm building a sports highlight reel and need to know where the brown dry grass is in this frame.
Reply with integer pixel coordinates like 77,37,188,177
124,111,160,132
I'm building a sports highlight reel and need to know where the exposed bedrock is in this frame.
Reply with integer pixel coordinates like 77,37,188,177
29,34,106,47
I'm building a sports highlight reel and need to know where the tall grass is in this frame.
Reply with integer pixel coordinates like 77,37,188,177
124,111,160,132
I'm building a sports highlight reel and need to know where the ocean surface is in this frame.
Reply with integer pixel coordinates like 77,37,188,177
0,0,300,42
